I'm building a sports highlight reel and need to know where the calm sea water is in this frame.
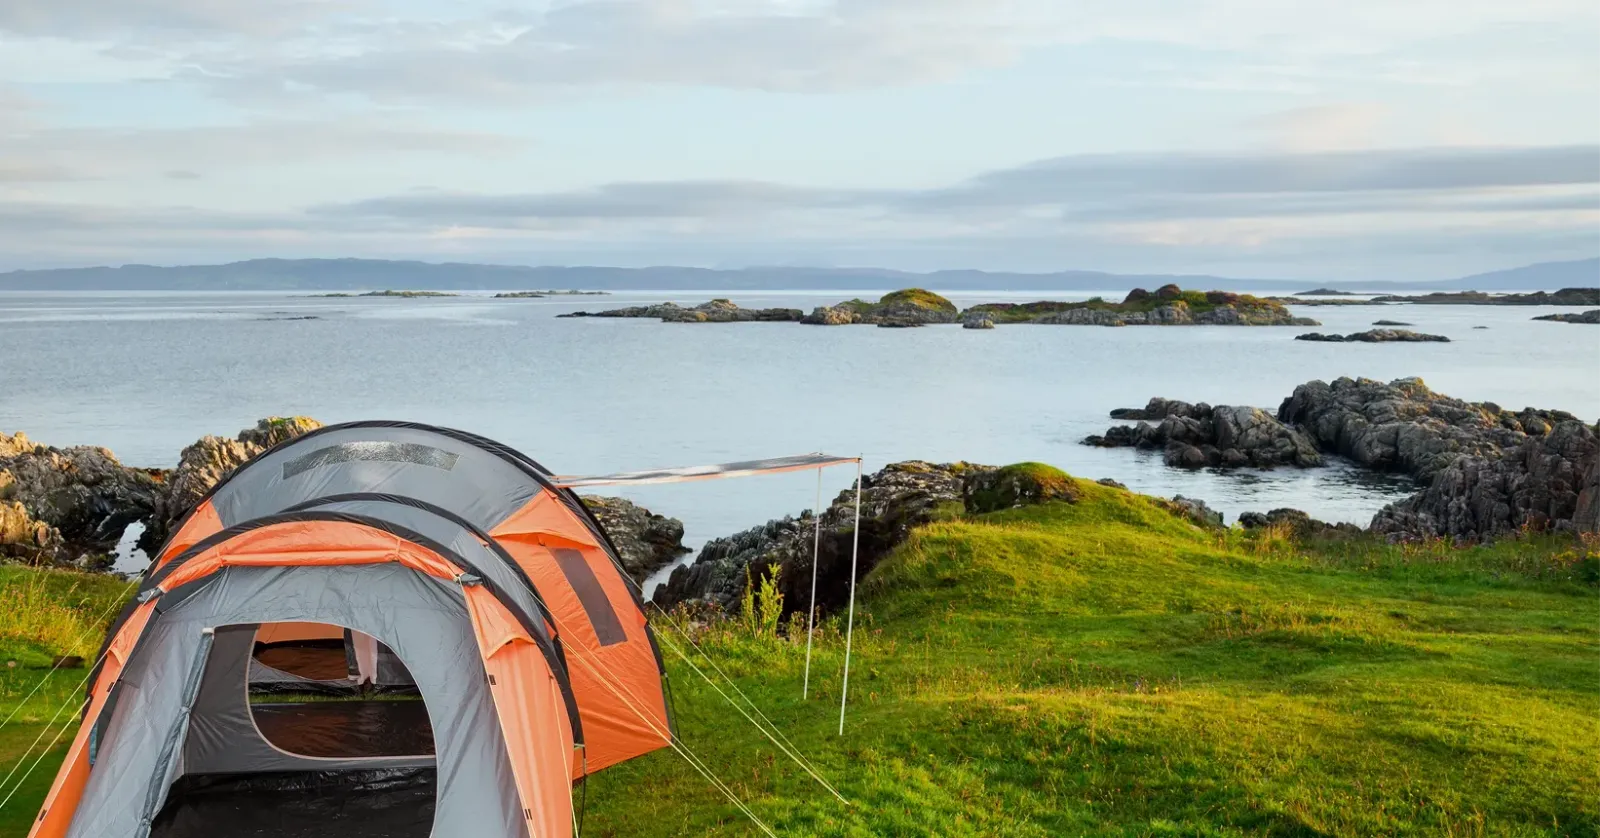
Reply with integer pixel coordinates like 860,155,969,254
2,289,1596,587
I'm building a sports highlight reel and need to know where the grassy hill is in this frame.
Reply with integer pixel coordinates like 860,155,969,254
1,476,1595,836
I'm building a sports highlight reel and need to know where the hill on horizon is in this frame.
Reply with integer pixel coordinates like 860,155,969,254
0,256,1594,293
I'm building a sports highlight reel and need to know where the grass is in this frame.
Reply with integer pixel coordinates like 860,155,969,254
838,288,958,316
1,478,1595,837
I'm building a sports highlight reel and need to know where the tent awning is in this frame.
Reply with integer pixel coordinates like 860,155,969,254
551,453,860,488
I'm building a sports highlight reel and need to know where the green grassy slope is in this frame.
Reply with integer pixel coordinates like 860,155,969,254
0,479,1595,837
0,567,134,837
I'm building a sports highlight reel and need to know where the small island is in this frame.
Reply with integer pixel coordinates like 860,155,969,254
963,285,1317,326
1294,288,1359,296
309,290,459,298
494,290,609,298
1370,287,1599,306
1532,309,1600,324
562,285,1319,328
1296,329,1450,343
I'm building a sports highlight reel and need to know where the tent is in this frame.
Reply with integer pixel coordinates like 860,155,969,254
28,422,677,838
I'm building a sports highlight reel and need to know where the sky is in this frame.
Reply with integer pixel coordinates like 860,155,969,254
1,0,1598,279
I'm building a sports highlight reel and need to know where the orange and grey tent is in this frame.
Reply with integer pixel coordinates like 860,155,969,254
28,422,677,838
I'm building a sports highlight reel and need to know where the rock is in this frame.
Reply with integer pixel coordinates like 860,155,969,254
655,460,1017,615
1162,495,1224,528
1372,320,1414,326
1096,478,1128,489
802,305,860,325
1084,401,1321,469
1533,309,1600,324
1371,420,1599,539
1276,377,1576,482
0,431,166,567
147,417,323,550
804,289,959,326
962,315,995,329
1295,329,1450,343
1237,508,1363,539
1,500,64,563
578,495,689,583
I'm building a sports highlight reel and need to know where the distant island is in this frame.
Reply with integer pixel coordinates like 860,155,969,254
1370,288,1600,306
1295,288,1358,296
494,290,610,298
310,289,459,298
1533,309,1600,324
1,256,1594,293
562,286,1319,328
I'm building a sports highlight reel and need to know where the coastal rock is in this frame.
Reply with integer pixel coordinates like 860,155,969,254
0,431,166,567
1161,495,1224,528
1371,420,1599,539
1084,401,1322,469
1276,377,1576,482
0,500,64,563
962,315,995,329
146,417,323,550
653,460,988,614
1372,320,1414,326
1296,329,1450,343
964,463,1080,512
1237,508,1363,539
1533,310,1600,324
802,305,860,325
578,495,689,583
561,300,804,323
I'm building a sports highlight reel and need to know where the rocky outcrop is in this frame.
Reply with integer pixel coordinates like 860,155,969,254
1084,400,1322,470
0,431,166,567
145,417,323,550
1277,377,1575,481
1237,508,1363,540
803,288,960,326
653,461,988,614
1296,329,1450,343
1161,496,1224,528
1533,310,1600,324
578,495,689,583
966,286,1319,327
1296,288,1358,296
1372,320,1414,326
559,299,804,323
1371,421,1598,539
1371,288,1600,306
962,315,995,330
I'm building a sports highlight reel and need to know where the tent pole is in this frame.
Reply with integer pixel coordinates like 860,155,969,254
802,467,824,700
838,458,864,735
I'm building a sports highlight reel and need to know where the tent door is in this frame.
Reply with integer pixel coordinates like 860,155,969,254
135,628,215,838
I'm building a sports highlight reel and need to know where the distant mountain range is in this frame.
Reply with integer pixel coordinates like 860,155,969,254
0,257,1594,293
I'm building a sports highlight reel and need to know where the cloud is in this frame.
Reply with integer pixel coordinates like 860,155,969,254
2,119,528,181
1249,104,1391,152
0,0,349,36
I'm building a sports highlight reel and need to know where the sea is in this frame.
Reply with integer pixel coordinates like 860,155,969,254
1,288,1596,590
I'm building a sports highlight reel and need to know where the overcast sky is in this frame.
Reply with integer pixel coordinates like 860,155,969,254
2,0,1598,279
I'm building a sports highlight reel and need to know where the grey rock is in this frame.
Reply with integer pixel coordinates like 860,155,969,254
578,495,689,583
1295,329,1450,343
1533,309,1600,324
653,460,989,615
1084,401,1321,469
0,431,165,567
1163,495,1224,528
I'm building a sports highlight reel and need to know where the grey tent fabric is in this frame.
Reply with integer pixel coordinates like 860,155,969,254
286,497,554,644
67,565,529,838
203,425,548,532
185,626,431,776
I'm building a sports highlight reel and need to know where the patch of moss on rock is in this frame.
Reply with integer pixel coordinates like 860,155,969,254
964,462,1081,513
